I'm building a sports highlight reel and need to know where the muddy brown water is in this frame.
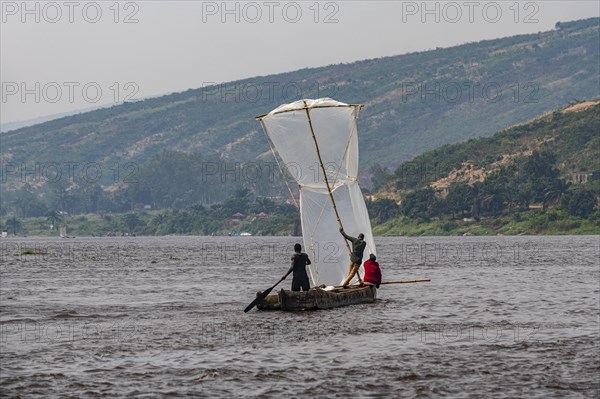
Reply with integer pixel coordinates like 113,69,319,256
1,235,598,398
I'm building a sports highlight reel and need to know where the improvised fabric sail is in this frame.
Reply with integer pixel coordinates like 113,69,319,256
258,98,376,286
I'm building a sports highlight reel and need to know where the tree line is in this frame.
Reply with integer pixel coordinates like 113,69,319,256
0,150,291,218
367,150,598,224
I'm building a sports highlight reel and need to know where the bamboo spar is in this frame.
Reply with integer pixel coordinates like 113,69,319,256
379,279,431,285
333,278,430,288
303,101,353,257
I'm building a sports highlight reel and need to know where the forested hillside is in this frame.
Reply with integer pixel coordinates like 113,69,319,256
3,100,598,236
2,17,598,194
368,100,600,235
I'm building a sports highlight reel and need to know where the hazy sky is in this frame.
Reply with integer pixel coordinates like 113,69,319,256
1,0,598,123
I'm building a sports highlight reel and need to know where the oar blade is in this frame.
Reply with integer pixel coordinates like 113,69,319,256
244,286,275,313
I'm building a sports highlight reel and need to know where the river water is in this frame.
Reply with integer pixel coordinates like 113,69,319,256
1,235,598,398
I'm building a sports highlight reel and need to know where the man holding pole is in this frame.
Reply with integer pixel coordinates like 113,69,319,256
339,228,366,287
286,243,312,292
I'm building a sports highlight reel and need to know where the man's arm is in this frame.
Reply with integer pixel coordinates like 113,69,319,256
305,254,311,266
284,256,295,278
339,228,355,241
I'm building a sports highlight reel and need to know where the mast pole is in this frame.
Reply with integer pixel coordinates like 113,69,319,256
303,101,352,257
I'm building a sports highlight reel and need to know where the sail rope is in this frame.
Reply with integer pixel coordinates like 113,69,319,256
259,120,299,208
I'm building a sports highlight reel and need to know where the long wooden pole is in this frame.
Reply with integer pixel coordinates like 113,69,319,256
333,278,430,289
379,279,431,285
304,101,352,257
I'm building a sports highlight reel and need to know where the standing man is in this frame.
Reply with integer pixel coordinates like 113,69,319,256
286,243,311,291
339,228,366,287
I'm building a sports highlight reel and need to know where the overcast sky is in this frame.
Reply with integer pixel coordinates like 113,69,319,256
1,0,598,124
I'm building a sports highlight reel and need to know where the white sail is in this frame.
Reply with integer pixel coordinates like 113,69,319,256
259,98,376,286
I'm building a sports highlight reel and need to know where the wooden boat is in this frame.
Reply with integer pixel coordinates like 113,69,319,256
243,100,381,314
256,285,376,311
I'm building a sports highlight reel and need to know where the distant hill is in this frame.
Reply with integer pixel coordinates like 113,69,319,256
3,100,599,236
376,99,599,196
368,99,599,235
1,18,599,191
0,105,108,133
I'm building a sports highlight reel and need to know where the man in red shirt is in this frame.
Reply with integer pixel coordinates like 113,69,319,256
362,254,382,288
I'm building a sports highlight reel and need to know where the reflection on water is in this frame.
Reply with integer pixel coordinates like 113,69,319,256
1,235,598,397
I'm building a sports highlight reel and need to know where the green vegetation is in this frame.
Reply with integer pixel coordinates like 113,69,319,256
0,150,289,216
2,100,599,237
373,211,600,237
4,189,298,237
368,101,600,235
386,103,600,191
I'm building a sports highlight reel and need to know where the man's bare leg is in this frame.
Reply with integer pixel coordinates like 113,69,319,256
342,262,360,287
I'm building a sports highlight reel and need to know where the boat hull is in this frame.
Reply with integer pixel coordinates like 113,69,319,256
256,286,376,311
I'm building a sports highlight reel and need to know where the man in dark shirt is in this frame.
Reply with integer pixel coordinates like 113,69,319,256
340,228,366,287
286,243,311,291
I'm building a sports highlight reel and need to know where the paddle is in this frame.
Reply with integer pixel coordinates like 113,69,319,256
244,270,292,313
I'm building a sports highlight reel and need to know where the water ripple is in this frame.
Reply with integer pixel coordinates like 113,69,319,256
0,235,598,398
